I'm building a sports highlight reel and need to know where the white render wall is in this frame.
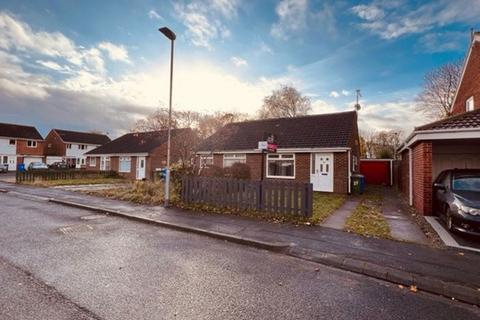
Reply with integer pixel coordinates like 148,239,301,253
0,137,16,155
65,143,98,158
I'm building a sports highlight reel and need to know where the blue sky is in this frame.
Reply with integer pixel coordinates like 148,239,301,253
0,0,478,138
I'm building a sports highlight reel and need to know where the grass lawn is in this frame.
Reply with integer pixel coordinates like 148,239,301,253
85,181,166,205
311,192,347,224
22,178,125,187
344,187,391,239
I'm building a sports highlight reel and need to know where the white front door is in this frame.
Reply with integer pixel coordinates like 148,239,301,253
136,156,146,180
311,153,334,192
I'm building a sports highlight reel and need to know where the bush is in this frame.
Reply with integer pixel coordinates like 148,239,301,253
200,165,225,177
225,162,250,180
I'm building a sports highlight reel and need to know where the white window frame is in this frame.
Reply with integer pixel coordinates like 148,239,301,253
27,140,37,148
266,153,295,179
223,153,246,168
119,156,131,173
200,155,213,168
66,144,72,149
466,96,474,111
89,157,97,167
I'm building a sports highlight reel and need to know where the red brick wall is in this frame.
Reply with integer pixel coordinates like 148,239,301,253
44,130,66,156
246,153,262,180
213,154,223,167
333,152,348,193
412,142,433,215
452,41,480,115
86,156,100,170
16,140,45,156
400,150,410,196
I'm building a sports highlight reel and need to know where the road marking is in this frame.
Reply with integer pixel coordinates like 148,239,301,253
424,216,480,253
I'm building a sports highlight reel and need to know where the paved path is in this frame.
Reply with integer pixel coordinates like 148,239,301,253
1,193,480,319
321,198,360,230
382,188,428,244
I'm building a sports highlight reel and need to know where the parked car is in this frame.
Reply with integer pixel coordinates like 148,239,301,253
0,163,8,173
49,161,68,169
27,162,49,171
433,169,480,236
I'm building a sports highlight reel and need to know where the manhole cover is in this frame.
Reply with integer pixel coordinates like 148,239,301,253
58,224,93,234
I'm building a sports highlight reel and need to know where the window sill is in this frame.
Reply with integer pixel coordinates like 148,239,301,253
266,175,295,179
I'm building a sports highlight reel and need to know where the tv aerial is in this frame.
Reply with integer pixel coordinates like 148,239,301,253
354,89,362,111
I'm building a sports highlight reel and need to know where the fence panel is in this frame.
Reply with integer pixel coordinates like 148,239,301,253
181,176,313,217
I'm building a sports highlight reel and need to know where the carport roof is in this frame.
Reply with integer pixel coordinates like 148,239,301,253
416,109,480,131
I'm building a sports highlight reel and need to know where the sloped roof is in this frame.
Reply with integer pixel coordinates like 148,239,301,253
53,129,111,145
0,122,43,140
86,128,191,155
416,108,480,131
198,111,357,151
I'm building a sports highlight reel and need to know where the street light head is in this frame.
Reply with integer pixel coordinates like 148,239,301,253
159,27,176,41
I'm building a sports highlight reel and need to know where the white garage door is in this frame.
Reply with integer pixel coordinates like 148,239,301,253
23,157,43,168
46,156,62,165
433,142,480,180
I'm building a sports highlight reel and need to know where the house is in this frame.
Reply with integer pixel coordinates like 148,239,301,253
398,32,480,215
196,111,360,193
0,122,45,171
85,128,196,180
44,129,111,168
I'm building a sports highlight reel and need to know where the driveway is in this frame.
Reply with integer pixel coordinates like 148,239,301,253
1,192,479,319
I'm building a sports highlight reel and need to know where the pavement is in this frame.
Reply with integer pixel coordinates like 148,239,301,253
321,198,360,229
1,193,480,319
1,181,480,306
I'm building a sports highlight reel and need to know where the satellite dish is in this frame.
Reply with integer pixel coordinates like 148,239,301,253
354,89,362,111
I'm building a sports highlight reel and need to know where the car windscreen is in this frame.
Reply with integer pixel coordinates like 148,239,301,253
452,175,480,192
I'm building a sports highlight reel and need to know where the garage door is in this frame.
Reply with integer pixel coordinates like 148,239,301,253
23,157,43,168
360,160,392,185
432,142,480,180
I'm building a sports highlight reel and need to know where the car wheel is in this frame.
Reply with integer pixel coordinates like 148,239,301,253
445,209,455,232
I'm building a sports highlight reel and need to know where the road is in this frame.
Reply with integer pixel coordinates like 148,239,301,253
0,192,479,320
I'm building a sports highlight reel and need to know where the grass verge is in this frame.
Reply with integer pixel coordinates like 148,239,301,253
85,181,165,205
345,188,391,239
311,192,346,224
21,178,125,187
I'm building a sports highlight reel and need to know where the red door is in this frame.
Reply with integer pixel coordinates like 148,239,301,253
360,160,391,185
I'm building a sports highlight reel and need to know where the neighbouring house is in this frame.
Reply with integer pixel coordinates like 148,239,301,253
196,111,360,194
0,122,45,171
398,32,480,215
44,129,111,168
85,128,196,180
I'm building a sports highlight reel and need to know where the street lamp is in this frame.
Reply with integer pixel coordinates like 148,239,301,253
159,26,176,208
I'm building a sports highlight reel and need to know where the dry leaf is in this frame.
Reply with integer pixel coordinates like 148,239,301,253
410,285,418,293
458,252,465,256
398,285,404,289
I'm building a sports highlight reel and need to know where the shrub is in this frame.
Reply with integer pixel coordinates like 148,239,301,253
225,162,250,180
199,165,225,177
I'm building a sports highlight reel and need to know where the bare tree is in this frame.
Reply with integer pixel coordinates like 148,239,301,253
258,85,311,119
360,130,402,159
132,108,178,132
197,112,248,139
416,60,462,119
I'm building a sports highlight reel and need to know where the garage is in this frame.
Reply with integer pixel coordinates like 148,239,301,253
23,156,44,168
360,159,393,185
432,140,480,181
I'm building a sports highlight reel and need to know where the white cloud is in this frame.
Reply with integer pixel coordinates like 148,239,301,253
98,42,130,64
174,0,238,49
329,91,340,98
148,10,162,20
312,99,339,114
230,56,247,67
418,31,465,53
271,0,308,40
352,0,480,39
341,90,350,96
259,41,273,54
36,60,72,73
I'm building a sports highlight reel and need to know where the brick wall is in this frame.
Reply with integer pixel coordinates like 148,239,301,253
412,142,433,215
16,140,45,157
400,150,410,196
246,153,262,180
333,152,348,193
44,130,66,156
452,41,480,115
86,156,100,170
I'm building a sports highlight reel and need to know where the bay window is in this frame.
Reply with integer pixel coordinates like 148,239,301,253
267,154,295,179
119,156,131,173
223,153,246,167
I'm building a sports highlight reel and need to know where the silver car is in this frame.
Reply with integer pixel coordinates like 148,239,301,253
0,163,8,173
27,162,49,171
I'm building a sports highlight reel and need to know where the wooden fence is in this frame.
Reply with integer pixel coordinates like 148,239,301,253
16,170,117,183
181,176,313,217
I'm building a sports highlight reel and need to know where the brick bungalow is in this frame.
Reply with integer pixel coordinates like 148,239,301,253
398,32,480,215
85,128,196,180
44,129,111,168
196,111,360,194
0,122,45,170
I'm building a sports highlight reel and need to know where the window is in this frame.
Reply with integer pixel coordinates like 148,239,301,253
78,144,86,150
27,140,37,148
466,96,474,111
81,158,85,165
267,154,295,179
47,143,52,148
119,156,131,173
66,144,72,149
200,155,213,168
2,156,7,164
223,153,246,167
311,155,315,174
9,139,15,145
89,157,97,167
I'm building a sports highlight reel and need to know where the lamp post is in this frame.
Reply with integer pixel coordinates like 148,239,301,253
159,26,176,208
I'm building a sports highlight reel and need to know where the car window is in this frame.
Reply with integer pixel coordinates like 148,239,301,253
453,176,480,192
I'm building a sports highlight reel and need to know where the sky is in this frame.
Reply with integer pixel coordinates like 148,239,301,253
0,0,478,138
